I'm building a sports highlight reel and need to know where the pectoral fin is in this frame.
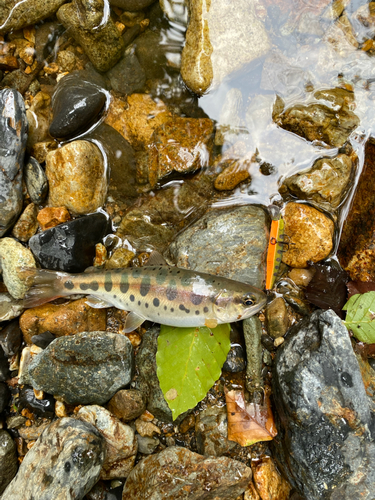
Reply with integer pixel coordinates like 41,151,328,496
124,311,146,332
205,318,218,329
86,295,114,308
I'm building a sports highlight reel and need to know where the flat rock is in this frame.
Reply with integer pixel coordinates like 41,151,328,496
0,237,36,299
0,0,66,34
26,331,134,405
122,446,252,499
168,205,268,288
24,157,48,205
0,430,17,495
0,89,28,237
273,309,375,500
2,418,105,500
28,212,109,272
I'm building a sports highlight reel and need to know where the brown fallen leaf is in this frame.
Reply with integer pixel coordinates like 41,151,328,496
225,386,277,447
347,281,375,299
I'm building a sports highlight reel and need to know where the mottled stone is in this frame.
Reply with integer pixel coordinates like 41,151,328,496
282,203,334,268
0,89,28,237
168,205,268,288
108,389,146,421
133,30,169,81
2,418,105,500
27,332,134,405
273,310,375,500
109,0,156,10
214,158,252,191
37,206,71,230
0,238,36,299
77,405,137,480
11,203,38,242
57,1,125,73
135,419,161,437
251,457,291,500
195,406,236,457
0,0,66,34
137,435,159,454
24,157,48,205
0,430,17,495
26,92,52,150
30,140,58,164
122,446,252,499
0,293,24,321
105,248,135,270
106,49,146,95
46,140,107,216
20,298,107,345
266,297,289,339
181,0,270,95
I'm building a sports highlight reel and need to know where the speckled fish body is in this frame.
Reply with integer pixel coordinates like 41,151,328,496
23,266,267,331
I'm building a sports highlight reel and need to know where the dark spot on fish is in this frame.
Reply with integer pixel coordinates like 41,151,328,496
113,294,117,299
138,300,141,306
152,267,156,271
181,274,192,287
158,313,160,316
179,304,190,313
104,273,112,292
140,275,151,297
120,274,129,294
204,307,209,313
195,310,200,315
90,281,99,291
145,303,149,308
153,298,160,307
132,268,142,278
80,283,90,291
171,307,174,312
190,293,203,305
177,270,181,274
156,267,168,285
164,305,167,311
130,294,135,302
64,280,74,290
166,280,178,301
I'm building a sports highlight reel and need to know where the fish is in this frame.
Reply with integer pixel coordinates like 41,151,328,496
21,253,267,332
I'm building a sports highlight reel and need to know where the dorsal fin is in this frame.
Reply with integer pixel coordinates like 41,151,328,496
147,250,168,266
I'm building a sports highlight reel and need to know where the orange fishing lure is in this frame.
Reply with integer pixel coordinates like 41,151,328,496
266,208,285,291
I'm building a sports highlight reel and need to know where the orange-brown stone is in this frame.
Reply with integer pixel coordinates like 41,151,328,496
37,206,71,230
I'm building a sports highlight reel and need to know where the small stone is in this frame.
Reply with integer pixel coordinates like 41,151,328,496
6,415,26,429
29,212,109,272
195,406,236,457
27,332,134,405
2,418,105,500
30,331,56,349
18,385,55,418
251,457,291,500
0,238,36,299
0,382,11,414
0,346,10,382
274,337,284,347
214,158,251,191
0,430,17,495
222,325,246,373
107,389,146,421
55,400,68,418
0,293,24,322
0,319,22,356
0,54,18,71
24,157,48,205
137,435,159,454
135,418,161,437
13,39,35,66
11,203,38,242
37,206,71,230
56,49,76,72
282,203,334,268
106,49,146,95
122,446,252,499
94,243,107,267
18,421,50,441
26,92,52,150
266,298,289,339
288,268,315,287
46,140,107,216
20,298,107,345
30,141,57,164
105,248,135,270
0,0,66,34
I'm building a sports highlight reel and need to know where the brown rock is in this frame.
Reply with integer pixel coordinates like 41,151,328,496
282,203,334,268
107,389,146,422
13,39,35,66
46,140,107,215
266,297,289,339
148,117,214,187
37,206,71,230
19,298,107,344
288,268,315,287
0,54,18,71
105,94,171,151
105,248,135,269
26,92,52,151
214,158,251,191
31,141,58,164
122,446,252,499
11,203,38,242
244,482,260,500
251,457,291,500
135,419,161,437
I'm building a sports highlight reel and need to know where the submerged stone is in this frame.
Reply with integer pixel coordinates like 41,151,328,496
24,157,48,205
0,0,66,34
0,430,17,496
0,238,36,299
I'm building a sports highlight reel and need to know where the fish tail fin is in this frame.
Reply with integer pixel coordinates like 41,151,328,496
20,267,72,308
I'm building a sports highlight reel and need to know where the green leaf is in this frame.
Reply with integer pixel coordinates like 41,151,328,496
156,323,231,420
343,291,375,343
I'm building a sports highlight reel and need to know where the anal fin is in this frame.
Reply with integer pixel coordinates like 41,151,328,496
86,295,114,309
205,318,218,329
124,311,145,333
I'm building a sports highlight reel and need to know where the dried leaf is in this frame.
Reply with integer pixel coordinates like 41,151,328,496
347,281,375,299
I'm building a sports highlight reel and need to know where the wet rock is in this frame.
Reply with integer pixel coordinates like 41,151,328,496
135,419,161,437
0,319,22,356
0,238,36,299
37,206,71,230
0,89,28,237
280,154,353,209
0,69,30,94
214,158,251,191
273,88,360,148
49,74,107,140
0,0,66,34
57,1,125,73
222,326,246,373
6,415,26,429
0,293,24,322
273,309,375,500
105,248,135,270
181,0,270,95
288,268,315,287
26,331,134,405
18,385,55,418
251,457,291,500
2,417,105,500
148,117,214,187
46,140,107,216
160,0,188,26
106,48,146,95
195,406,236,456
0,430,17,495
30,140,58,164
18,421,50,441
282,203,334,268
168,205,268,288
31,331,56,349
0,382,10,413
77,405,137,480
20,297,107,344
24,157,48,205
29,212,109,272
137,435,159,454
11,203,38,242
26,92,52,150
108,389,146,421
109,0,156,10
133,30,169,81
266,297,289,339
0,346,10,381
122,446,252,499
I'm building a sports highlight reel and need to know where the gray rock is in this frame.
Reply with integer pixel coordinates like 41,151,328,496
168,205,268,288
137,435,159,454
0,89,28,237
134,30,169,81
109,0,156,11
2,418,105,500
0,430,17,495
0,0,66,34
0,238,36,299
106,48,146,95
122,446,252,499
195,406,236,456
27,332,134,405
273,309,375,500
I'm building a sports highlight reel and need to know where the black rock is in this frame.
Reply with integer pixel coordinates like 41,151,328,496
223,326,246,373
28,212,110,272
24,157,48,205
0,319,22,356
18,386,55,418
0,89,28,237
49,74,107,140
31,331,56,349
0,430,17,496
273,309,375,500
0,346,10,382
0,382,10,414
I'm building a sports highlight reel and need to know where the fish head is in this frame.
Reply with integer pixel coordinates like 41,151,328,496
212,285,267,323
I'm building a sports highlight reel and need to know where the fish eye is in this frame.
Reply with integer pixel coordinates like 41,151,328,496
242,295,256,307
